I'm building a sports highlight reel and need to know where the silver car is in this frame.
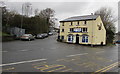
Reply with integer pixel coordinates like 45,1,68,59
20,34,35,41
36,34,44,39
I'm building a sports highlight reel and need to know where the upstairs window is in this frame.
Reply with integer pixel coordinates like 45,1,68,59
70,22,73,26
82,28,87,32
62,29,64,32
77,21,79,25
84,21,87,24
98,23,102,30
62,22,64,26
70,28,74,32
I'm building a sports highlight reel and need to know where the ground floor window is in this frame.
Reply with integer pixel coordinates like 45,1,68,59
61,36,64,40
68,35,73,42
82,36,88,43
58,36,60,39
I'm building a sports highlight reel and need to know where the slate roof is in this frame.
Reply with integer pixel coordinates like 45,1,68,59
60,15,99,22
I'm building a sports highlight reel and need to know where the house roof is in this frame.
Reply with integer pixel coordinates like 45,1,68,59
60,15,99,22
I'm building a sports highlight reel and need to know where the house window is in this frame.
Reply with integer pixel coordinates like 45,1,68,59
77,21,79,25
98,23,102,30
70,22,73,26
84,21,87,24
70,28,74,32
58,36,60,39
61,36,64,40
62,22,64,26
62,29,64,32
82,36,88,43
68,35,73,42
82,28,87,32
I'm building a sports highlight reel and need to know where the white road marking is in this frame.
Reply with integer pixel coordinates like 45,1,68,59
96,51,104,53
66,53,88,57
20,50,28,51
0,51,8,53
0,59,47,67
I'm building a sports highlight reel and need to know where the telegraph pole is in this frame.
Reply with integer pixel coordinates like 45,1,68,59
20,4,23,36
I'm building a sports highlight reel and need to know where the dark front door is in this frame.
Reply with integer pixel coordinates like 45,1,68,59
76,34,79,44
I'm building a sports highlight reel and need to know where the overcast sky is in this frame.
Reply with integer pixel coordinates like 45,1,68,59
2,0,119,32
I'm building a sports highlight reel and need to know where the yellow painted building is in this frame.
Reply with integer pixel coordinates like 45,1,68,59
59,15,106,45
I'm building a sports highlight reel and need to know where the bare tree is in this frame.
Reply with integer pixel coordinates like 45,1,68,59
39,8,55,18
94,7,116,44
39,8,55,32
94,7,116,31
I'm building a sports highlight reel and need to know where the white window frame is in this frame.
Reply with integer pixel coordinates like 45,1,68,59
68,35,73,42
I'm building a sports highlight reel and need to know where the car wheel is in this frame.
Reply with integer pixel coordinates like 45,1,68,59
28,39,31,41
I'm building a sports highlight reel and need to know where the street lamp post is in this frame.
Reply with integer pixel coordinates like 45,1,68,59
20,4,23,37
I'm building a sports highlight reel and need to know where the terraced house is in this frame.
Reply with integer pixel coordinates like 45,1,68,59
59,14,106,45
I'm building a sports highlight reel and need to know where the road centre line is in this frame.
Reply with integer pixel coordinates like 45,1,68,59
20,50,29,51
66,53,88,57
0,59,47,67
96,51,104,53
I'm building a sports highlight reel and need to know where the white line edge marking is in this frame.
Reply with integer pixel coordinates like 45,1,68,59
96,51,104,53
66,53,88,57
0,59,47,67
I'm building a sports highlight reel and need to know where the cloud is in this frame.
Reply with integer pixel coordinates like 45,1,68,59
5,2,118,31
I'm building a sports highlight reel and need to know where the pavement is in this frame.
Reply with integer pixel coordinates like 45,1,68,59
1,35,119,73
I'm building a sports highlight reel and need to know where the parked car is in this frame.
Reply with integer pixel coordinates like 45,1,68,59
48,32,53,36
36,33,48,39
20,34,35,41
43,33,48,37
115,40,120,44
36,34,44,39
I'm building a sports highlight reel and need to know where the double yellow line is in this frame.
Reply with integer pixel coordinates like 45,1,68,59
95,62,118,73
